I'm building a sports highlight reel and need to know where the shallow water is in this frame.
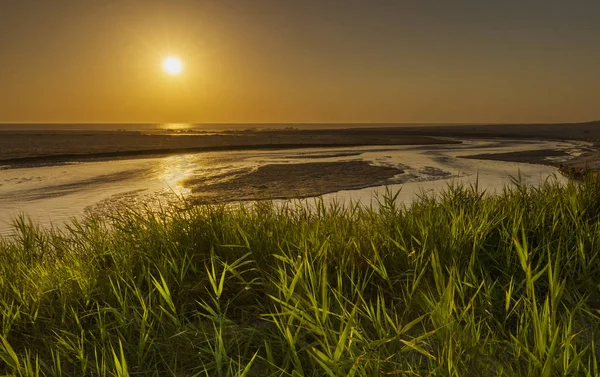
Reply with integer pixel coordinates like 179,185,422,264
0,138,587,235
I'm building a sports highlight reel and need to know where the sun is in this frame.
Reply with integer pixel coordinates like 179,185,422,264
162,56,183,76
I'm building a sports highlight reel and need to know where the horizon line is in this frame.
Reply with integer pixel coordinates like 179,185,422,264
0,120,598,126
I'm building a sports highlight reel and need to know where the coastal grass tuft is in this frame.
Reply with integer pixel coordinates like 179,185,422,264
2,176,600,376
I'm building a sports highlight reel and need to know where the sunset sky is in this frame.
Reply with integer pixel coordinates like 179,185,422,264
1,0,599,124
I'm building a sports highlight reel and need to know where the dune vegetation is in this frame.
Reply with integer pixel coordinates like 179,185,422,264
1,176,600,376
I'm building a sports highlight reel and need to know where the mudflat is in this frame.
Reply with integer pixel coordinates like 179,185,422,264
184,161,404,203
459,144,600,180
459,149,570,165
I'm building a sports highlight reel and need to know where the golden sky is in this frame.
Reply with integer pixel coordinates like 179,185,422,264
1,1,599,124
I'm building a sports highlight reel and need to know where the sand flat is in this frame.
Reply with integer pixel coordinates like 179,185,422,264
184,160,405,203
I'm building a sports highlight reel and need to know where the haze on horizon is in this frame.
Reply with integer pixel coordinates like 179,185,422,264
1,0,599,125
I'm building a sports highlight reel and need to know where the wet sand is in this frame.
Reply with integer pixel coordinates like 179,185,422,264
184,160,405,203
283,151,363,159
459,149,570,165
459,145,600,180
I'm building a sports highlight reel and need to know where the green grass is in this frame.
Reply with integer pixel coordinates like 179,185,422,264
1,176,600,376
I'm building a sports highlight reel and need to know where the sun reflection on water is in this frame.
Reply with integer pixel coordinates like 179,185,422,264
158,123,194,131
155,154,197,195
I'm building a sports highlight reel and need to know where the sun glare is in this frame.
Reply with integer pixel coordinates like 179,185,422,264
162,56,183,76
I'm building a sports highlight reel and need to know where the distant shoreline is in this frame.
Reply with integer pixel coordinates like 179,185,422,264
0,136,458,168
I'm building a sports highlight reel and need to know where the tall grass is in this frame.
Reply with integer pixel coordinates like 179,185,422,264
1,176,600,376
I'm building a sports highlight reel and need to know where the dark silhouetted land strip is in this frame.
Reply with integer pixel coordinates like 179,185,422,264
0,134,457,168
459,149,569,165
263,120,600,140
